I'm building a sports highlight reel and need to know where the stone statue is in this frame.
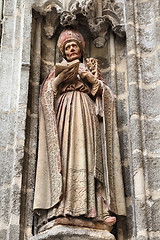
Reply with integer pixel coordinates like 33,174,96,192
33,29,126,231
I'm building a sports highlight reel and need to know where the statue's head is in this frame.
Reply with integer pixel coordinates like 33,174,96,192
57,29,85,61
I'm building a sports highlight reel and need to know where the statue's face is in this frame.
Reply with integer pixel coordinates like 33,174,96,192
64,41,82,61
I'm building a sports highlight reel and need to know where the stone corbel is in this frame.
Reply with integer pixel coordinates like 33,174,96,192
33,0,125,46
33,1,63,38
44,9,60,38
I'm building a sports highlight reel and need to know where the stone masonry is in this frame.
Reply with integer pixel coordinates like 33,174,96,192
0,0,160,239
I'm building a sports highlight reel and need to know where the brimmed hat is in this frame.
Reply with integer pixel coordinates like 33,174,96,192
57,29,85,56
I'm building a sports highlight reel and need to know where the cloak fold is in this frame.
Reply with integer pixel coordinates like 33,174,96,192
34,66,126,217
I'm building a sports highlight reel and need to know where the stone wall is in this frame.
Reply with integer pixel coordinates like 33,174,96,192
0,0,32,239
125,1,160,239
0,0,159,239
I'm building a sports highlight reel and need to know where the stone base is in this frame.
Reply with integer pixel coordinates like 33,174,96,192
38,217,112,232
30,225,116,240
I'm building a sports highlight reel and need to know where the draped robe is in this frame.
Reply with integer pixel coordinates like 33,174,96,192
33,61,126,224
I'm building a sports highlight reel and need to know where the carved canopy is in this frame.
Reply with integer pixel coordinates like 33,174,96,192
33,0,125,47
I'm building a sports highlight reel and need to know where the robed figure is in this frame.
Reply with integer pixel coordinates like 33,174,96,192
33,29,126,229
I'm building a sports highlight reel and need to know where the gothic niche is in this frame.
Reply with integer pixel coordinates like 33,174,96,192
20,1,127,239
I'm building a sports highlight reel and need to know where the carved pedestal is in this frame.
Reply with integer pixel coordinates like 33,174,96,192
30,225,115,240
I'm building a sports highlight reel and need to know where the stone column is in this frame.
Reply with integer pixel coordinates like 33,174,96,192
125,0,160,239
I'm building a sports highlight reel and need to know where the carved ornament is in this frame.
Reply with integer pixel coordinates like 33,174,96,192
33,0,125,47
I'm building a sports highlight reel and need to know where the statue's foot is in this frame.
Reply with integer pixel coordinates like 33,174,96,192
104,216,116,226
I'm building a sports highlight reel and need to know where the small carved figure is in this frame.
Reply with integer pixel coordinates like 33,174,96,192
33,29,126,231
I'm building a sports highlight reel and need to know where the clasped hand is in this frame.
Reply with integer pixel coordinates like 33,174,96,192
79,69,96,84
53,66,96,90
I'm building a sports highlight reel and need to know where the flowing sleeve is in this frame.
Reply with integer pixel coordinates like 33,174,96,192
90,78,101,96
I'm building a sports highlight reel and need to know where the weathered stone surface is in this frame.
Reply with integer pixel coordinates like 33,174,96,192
128,84,140,116
140,55,160,85
146,156,160,191
0,229,7,240
117,98,128,128
0,0,160,240
125,204,134,239
130,118,142,151
142,86,160,117
136,1,156,26
119,130,130,160
30,225,115,240
147,199,160,232
143,119,160,154
116,71,126,94
122,165,132,197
